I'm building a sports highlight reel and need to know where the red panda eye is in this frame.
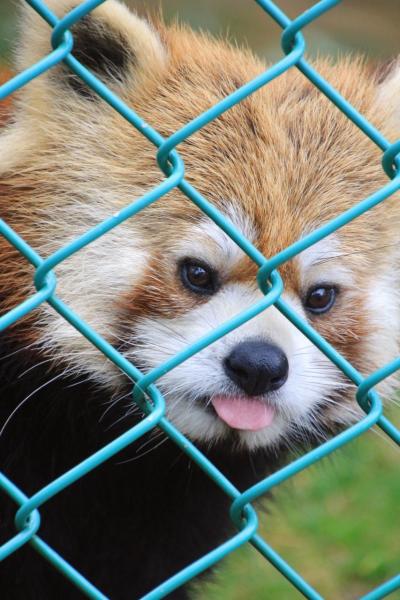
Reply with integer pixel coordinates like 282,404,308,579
188,265,209,286
305,285,337,314
180,260,217,295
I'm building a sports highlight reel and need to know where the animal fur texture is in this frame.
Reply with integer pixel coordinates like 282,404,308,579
0,1,399,598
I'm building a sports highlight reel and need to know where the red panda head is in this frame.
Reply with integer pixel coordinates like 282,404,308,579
1,0,399,450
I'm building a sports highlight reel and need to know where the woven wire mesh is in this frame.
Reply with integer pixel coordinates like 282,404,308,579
0,0,399,598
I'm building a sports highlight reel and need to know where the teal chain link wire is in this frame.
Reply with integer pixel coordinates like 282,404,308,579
0,0,399,598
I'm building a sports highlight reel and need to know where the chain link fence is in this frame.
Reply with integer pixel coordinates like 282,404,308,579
0,0,399,598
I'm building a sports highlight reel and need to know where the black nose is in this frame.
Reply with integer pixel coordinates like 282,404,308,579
224,340,289,396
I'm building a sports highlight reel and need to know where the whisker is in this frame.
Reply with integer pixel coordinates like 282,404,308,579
18,357,55,379
0,369,69,439
116,434,169,465
99,390,133,423
0,340,39,363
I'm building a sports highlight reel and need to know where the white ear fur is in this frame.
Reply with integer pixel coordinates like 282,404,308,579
376,59,400,135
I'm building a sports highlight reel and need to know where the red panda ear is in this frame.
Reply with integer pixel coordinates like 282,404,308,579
17,0,167,99
375,58,400,134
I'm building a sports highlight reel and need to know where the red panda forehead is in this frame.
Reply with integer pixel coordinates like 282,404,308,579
140,52,385,228
154,31,375,131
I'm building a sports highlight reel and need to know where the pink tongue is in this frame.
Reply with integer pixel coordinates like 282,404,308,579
211,395,275,431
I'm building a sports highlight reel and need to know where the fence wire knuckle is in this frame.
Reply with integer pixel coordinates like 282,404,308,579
0,0,399,598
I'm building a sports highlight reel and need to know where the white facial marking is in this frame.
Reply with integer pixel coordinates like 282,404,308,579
297,234,354,290
360,267,400,398
36,207,148,387
171,204,257,274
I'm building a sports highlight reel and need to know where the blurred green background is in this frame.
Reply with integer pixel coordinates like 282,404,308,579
0,1,399,599
192,435,400,600
1,0,400,63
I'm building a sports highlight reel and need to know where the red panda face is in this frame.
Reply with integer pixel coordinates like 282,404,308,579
1,0,399,451
115,215,350,449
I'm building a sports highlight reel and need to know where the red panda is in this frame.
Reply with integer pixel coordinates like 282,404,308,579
0,1,399,598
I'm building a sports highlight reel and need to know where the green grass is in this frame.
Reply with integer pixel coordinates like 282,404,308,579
192,426,400,600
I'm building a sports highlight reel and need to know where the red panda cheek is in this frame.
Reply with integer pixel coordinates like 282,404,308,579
0,240,42,345
309,293,370,373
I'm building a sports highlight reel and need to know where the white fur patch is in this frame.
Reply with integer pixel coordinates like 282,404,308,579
361,267,400,397
297,234,354,289
376,61,400,128
171,203,256,273
36,204,148,387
